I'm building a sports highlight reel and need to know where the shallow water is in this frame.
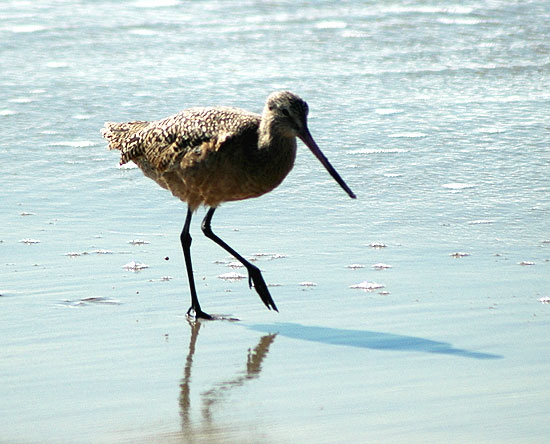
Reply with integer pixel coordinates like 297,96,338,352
1,0,549,443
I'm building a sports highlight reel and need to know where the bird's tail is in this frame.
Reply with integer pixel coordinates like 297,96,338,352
100,121,149,152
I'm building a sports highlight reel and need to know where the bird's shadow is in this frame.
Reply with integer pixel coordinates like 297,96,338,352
246,322,502,360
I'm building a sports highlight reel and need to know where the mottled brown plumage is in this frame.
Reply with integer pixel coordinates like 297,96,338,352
101,91,355,319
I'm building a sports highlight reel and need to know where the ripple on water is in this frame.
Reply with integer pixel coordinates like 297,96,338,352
474,127,506,134
347,148,410,155
8,97,35,104
374,108,405,115
65,250,115,256
369,242,387,249
350,281,385,291
10,25,47,33
128,28,159,36
19,238,41,244
468,220,495,225
218,272,247,280
388,132,427,139
134,0,179,8
0,110,19,116
64,252,88,257
122,261,149,271
314,21,347,29
129,239,151,245
442,183,476,191
251,252,287,260
48,141,96,148
450,252,470,258
437,17,484,25
45,61,69,69
118,162,138,170
299,281,317,287
58,297,121,307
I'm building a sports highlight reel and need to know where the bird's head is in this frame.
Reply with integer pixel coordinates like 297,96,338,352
262,91,356,199
264,90,310,138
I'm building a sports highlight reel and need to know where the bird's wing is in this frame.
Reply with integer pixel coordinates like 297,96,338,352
101,120,150,156
115,107,260,172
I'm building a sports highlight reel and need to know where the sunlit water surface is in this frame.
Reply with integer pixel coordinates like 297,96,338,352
1,1,549,443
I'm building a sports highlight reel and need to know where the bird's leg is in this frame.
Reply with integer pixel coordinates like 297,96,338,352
181,207,212,320
201,207,278,312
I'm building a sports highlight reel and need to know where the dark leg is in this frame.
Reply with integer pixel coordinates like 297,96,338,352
201,207,278,312
181,207,212,320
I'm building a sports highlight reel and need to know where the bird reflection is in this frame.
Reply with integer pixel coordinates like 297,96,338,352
179,320,276,440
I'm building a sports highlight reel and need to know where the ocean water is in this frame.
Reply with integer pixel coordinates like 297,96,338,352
1,1,549,443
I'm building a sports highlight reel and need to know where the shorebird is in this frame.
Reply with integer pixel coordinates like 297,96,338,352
101,91,356,319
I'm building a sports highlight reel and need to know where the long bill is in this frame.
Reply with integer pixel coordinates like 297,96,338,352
298,128,357,199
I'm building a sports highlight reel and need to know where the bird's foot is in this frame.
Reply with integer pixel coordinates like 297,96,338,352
247,266,278,312
186,307,240,322
186,307,214,321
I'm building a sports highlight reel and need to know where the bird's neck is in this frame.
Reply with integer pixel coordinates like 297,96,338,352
256,112,297,172
252,117,297,193
258,113,292,150
258,114,275,150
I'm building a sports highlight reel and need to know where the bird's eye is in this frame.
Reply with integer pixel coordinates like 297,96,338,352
281,108,290,117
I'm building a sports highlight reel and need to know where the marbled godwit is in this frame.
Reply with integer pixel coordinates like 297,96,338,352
101,91,356,319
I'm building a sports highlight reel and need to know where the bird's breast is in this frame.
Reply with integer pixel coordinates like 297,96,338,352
153,134,297,210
